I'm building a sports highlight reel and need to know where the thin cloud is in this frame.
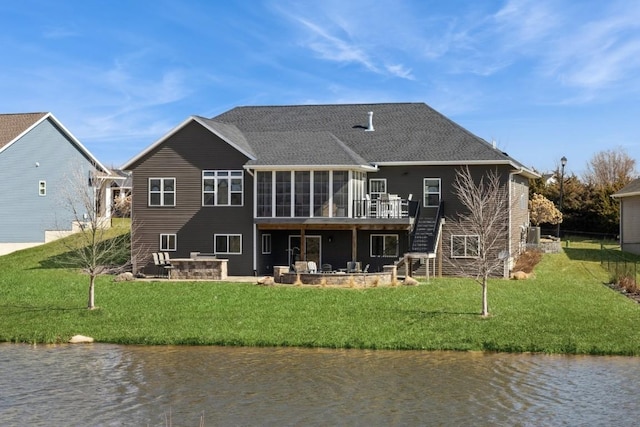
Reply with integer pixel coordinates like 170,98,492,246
493,0,559,45
544,6,640,91
43,26,80,39
293,16,379,73
275,1,421,81
386,64,414,80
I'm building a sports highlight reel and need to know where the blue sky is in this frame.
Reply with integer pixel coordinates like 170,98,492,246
2,0,640,177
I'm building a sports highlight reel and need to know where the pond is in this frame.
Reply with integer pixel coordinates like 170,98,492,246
1,343,639,426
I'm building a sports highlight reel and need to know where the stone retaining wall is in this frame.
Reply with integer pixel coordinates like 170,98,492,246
525,241,562,254
280,272,393,286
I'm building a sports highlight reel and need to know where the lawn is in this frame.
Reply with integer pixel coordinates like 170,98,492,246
1,228,639,355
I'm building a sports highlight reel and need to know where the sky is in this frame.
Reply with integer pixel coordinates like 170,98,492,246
2,0,640,178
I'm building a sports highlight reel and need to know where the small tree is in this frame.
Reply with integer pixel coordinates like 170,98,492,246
450,166,509,317
56,167,132,309
529,193,562,226
113,193,132,217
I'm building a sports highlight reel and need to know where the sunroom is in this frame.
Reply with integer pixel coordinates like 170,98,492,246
251,168,414,222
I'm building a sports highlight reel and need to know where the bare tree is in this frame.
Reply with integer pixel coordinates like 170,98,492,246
449,166,509,317
583,147,637,190
56,166,132,309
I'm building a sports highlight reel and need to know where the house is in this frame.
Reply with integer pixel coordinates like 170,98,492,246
0,112,113,256
108,169,132,218
612,178,640,255
122,103,538,277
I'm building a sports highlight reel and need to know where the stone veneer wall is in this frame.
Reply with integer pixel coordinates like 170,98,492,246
169,259,228,280
280,272,393,286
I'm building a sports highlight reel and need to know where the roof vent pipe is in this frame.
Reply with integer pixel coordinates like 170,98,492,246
366,111,374,132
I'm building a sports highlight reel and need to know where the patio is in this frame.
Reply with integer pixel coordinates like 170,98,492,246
275,263,398,286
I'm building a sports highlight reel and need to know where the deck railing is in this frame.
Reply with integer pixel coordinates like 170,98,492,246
352,197,413,219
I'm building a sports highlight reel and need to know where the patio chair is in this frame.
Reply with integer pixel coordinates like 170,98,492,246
321,263,332,273
364,194,372,217
307,261,317,273
346,261,361,273
161,252,174,278
152,253,164,277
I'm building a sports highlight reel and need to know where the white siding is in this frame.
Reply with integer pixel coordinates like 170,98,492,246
621,196,640,255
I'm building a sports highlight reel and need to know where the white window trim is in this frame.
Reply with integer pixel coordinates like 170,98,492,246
148,178,176,207
369,178,387,199
370,234,399,257
160,233,177,251
256,169,365,219
423,178,441,207
451,234,480,258
202,170,244,207
38,180,46,196
261,234,272,254
214,234,243,255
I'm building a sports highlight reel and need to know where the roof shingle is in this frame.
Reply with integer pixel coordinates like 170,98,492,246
212,103,521,165
0,112,48,149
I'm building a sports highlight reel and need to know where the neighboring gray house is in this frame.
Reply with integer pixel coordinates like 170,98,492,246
612,178,640,255
0,112,111,256
122,103,538,277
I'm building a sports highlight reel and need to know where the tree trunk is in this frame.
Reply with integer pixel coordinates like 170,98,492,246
481,277,489,317
88,275,96,309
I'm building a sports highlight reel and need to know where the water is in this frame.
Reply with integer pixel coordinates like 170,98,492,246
1,343,639,426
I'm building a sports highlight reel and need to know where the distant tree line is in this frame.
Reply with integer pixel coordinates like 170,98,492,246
529,148,637,236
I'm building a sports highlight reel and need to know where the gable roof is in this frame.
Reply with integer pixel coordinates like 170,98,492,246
612,178,640,198
0,112,48,149
123,103,538,177
0,112,110,174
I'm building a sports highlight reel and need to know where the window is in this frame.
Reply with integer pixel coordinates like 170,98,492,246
203,170,243,206
294,171,310,217
423,178,441,207
313,171,330,217
214,234,242,255
275,171,291,217
262,234,272,254
370,234,398,257
369,178,387,199
333,171,348,217
451,235,479,258
38,180,46,196
160,234,177,251
149,178,175,206
255,169,358,218
256,171,272,217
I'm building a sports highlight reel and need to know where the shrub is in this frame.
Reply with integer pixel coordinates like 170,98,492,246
616,274,638,293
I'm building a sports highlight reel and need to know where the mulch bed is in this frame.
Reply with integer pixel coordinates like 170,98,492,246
606,283,640,303
513,249,543,274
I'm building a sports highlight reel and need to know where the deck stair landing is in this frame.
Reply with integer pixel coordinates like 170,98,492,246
399,204,443,278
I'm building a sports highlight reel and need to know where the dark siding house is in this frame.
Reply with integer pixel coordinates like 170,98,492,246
122,103,537,277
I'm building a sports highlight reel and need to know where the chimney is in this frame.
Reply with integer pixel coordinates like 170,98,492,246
366,111,374,131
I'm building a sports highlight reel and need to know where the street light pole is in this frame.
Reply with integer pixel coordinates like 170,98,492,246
557,156,567,238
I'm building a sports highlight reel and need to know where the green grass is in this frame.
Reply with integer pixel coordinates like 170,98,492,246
1,231,640,355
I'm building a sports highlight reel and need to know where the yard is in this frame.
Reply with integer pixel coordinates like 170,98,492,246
1,229,639,355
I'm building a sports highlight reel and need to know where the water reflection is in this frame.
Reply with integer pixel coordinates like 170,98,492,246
1,343,639,426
